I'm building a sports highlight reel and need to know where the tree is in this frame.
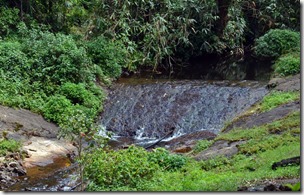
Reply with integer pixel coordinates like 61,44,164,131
58,109,109,191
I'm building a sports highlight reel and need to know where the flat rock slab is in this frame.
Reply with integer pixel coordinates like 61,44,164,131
268,74,300,92
0,105,59,140
0,105,77,189
223,100,300,132
22,137,76,168
194,140,246,161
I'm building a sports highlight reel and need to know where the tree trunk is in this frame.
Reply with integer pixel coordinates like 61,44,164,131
215,0,232,37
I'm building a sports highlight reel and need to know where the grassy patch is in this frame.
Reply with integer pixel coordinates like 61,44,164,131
192,140,213,154
258,91,299,112
139,142,300,191
220,91,300,133
0,138,21,156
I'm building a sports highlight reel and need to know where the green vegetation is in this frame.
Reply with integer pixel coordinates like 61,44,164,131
254,29,300,60
0,1,300,75
59,109,109,191
0,138,21,156
259,91,300,112
284,182,301,191
273,52,300,77
85,146,187,191
193,140,213,154
254,29,300,78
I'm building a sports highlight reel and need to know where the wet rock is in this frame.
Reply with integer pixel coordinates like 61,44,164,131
264,184,276,191
173,146,192,153
194,140,245,161
223,100,300,133
268,74,300,92
272,156,300,170
8,162,18,168
161,130,217,151
100,80,268,139
0,105,59,141
13,165,26,176
6,152,22,161
237,178,300,191
21,150,31,158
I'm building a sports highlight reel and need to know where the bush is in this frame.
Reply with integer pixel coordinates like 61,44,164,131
148,148,187,171
193,140,212,153
59,82,104,117
254,29,300,59
60,82,97,106
42,95,73,124
0,7,20,36
20,29,93,85
84,145,189,191
85,146,160,191
0,40,29,78
273,52,300,77
86,36,127,79
0,139,21,156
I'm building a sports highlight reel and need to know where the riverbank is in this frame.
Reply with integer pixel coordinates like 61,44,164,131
0,106,77,191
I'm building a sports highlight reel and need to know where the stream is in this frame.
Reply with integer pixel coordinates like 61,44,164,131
6,78,269,191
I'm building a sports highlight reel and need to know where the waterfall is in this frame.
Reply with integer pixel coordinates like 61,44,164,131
99,79,268,142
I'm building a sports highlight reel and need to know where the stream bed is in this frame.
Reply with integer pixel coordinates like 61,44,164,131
5,78,269,191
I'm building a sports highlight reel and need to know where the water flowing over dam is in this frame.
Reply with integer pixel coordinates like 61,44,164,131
99,79,268,143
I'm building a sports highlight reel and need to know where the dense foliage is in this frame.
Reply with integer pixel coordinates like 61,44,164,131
0,14,106,129
254,29,300,60
273,52,300,77
0,0,299,75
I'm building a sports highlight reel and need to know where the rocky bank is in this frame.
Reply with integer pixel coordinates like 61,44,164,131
0,106,77,190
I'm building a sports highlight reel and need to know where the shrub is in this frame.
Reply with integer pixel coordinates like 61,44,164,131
86,36,127,79
148,147,187,171
85,146,160,191
254,29,300,59
273,52,300,77
0,40,29,78
0,139,21,156
193,140,212,153
42,95,73,124
60,82,95,106
59,82,104,118
0,7,20,36
200,156,231,171
21,29,93,85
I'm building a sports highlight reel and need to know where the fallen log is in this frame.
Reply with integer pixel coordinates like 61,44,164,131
272,156,300,170
144,128,175,149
